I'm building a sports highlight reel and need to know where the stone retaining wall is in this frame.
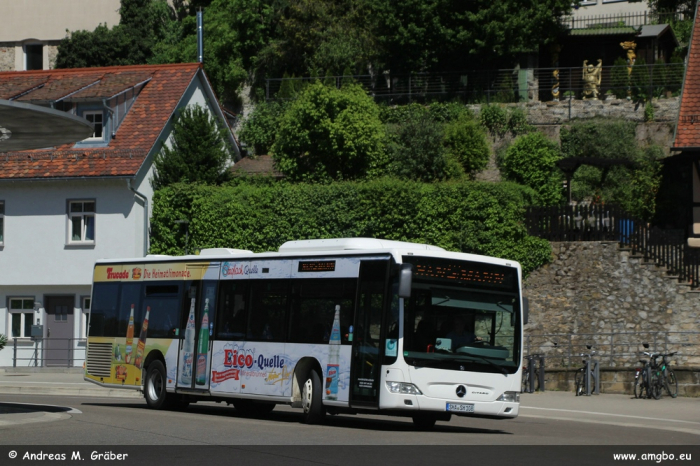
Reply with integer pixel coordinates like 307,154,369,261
468,97,679,124
523,242,700,372
534,368,700,397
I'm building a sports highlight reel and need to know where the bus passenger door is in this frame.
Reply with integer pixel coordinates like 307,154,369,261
177,280,216,391
350,260,390,407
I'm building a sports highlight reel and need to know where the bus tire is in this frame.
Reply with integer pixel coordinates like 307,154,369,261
412,413,437,430
144,360,170,410
301,370,325,424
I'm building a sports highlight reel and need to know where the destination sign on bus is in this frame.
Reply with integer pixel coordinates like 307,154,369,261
405,257,516,290
298,261,336,272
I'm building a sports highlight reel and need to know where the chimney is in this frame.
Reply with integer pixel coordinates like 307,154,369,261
197,8,204,64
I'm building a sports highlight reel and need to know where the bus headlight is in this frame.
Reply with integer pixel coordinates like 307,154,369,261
386,382,423,395
496,391,520,403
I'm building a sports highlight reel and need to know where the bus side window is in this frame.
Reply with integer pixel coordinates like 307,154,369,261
180,281,199,337
288,279,355,345
217,281,248,340
247,280,289,342
118,283,143,336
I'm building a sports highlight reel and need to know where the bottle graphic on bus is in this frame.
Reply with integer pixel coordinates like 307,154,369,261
195,299,210,386
134,306,150,369
325,305,341,400
124,305,135,364
180,298,196,385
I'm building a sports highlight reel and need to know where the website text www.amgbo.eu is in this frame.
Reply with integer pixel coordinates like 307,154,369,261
614,451,692,463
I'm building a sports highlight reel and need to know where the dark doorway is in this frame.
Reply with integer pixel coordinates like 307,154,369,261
44,296,75,367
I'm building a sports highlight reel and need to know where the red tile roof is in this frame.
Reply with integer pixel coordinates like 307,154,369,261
0,63,203,180
231,155,284,178
674,4,700,149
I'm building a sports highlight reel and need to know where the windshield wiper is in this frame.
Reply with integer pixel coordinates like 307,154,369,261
460,354,508,376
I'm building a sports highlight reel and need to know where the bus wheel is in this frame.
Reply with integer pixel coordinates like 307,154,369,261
144,360,170,410
412,413,437,430
301,370,325,424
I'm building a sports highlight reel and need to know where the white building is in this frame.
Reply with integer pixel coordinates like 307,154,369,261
0,63,238,367
0,0,121,71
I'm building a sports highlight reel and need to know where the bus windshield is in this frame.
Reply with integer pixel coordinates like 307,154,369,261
402,256,521,374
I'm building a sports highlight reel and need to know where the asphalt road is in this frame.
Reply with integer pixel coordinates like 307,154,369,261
0,393,698,446
2,393,699,465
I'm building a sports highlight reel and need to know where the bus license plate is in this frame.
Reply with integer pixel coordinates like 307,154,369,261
446,402,474,413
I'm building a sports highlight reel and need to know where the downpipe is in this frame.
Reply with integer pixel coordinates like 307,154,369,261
127,179,149,256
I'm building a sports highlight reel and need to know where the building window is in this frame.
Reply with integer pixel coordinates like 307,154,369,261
0,201,4,245
83,111,104,140
9,298,35,338
24,44,43,71
68,200,95,244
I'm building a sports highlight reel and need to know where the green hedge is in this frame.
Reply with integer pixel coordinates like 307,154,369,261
150,179,551,275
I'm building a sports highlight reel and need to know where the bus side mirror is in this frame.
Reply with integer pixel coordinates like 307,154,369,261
398,264,413,298
522,297,529,325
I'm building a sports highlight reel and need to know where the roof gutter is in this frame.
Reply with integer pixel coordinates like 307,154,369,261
127,178,149,256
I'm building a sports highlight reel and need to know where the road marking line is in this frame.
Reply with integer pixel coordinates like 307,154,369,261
521,406,700,425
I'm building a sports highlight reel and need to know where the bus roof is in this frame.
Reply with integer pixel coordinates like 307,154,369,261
277,238,445,253
94,238,521,271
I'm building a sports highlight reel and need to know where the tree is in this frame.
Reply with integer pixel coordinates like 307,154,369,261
56,0,175,68
271,82,386,181
150,0,278,105
152,104,233,190
500,132,563,206
371,0,578,74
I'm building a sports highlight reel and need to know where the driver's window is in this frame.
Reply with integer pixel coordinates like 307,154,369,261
475,313,493,343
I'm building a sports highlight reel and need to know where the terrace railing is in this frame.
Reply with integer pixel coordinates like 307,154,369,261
525,204,700,289
265,63,684,106
560,11,687,32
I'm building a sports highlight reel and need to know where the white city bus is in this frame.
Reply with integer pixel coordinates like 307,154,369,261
85,238,525,428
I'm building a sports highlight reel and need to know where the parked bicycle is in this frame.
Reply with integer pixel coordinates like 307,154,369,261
650,351,678,399
574,346,598,396
633,343,678,400
522,354,541,393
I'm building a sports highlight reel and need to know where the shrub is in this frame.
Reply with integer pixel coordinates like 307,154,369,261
385,111,456,181
272,82,387,181
479,105,508,135
507,107,532,135
238,98,288,156
561,118,638,161
443,115,490,178
610,57,629,98
150,179,551,274
500,132,563,206
630,58,650,102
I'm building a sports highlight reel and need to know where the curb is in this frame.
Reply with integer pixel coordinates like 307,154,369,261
0,387,142,398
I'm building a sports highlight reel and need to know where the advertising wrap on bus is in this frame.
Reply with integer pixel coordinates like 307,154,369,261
85,238,524,428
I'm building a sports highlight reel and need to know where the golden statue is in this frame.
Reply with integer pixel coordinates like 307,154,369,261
620,41,636,75
582,59,602,100
552,69,560,101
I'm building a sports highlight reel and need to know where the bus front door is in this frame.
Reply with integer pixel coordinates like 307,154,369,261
350,260,390,407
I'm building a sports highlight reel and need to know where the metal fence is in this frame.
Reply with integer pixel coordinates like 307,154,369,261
10,337,86,368
524,331,700,369
559,11,687,32
526,204,700,289
265,63,685,105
